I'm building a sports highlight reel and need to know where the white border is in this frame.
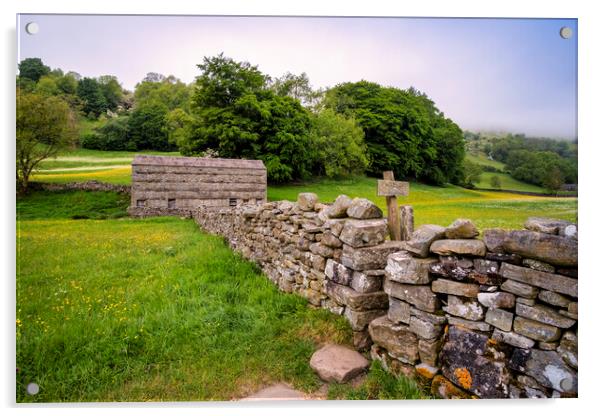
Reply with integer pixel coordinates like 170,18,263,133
3,1,599,416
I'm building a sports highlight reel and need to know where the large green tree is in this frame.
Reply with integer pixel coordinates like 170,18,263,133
98,75,124,111
309,109,369,178
18,58,50,82
16,91,76,193
77,77,108,118
324,81,465,185
128,103,172,151
180,54,316,182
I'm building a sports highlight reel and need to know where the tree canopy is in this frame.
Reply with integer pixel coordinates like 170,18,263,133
16,91,76,193
179,54,316,182
323,81,465,185
18,58,50,82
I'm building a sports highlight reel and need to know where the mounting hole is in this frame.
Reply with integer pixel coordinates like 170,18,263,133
559,26,572,39
25,22,39,35
26,382,39,395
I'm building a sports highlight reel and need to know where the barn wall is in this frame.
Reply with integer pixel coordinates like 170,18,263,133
128,156,267,217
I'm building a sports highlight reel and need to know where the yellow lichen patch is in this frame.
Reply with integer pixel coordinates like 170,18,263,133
416,366,436,380
454,367,473,390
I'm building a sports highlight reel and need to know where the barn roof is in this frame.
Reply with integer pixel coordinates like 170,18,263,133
132,155,266,170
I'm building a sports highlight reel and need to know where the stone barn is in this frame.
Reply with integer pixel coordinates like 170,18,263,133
128,155,267,216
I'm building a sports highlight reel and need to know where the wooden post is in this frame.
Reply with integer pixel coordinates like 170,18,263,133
378,171,410,241
383,171,400,240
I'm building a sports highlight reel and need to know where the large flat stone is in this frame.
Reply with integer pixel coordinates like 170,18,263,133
515,303,576,329
324,259,353,285
509,349,577,394
326,194,352,218
513,316,561,342
341,241,406,270
241,383,306,401
430,239,486,257
485,308,514,331
500,263,577,297
477,292,516,309
432,279,480,298
350,271,382,293
500,279,539,298
491,328,535,349
344,307,387,331
405,224,446,258
524,217,575,235
385,251,436,285
443,295,485,321
445,219,479,239
339,219,388,248
383,279,439,312
388,297,411,324
310,344,369,383
325,281,388,311
409,316,443,339
297,193,318,211
346,198,383,219
504,230,577,267
440,326,510,398
447,316,492,332
368,316,419,364
538,290,571,307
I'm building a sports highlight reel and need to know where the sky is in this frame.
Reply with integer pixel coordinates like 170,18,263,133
17,14,577,139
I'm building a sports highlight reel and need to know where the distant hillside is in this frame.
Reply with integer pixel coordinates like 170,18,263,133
463,131,578,193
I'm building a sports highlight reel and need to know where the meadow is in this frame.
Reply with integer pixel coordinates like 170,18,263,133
16,191,427,402
30,150,577,230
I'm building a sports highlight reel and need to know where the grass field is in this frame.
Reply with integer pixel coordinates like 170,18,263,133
465,153,506,171
30,149,577,229
269,176,577,229
473,171,548,193
16,190,428,402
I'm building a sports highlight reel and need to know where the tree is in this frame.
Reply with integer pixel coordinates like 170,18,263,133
490,175,502,189
98,75,123,111
134,76,191,111
324,81,465,185
35,75,60,96
77,77,108,118
462,159,483,188
55,73,78,95
18,58,50,82
128,102,172,151
143,72,166,83
309,109,369,177
81,116,133,151
180,54,316,182
16,91,76,193
270,71,323,109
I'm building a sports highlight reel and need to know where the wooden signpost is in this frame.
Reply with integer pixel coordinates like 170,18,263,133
378,171,410,241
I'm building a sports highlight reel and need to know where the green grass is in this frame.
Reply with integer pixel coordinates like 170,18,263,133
16,214,355,402
474,171,547,193
465,153,506,170
17,190,130,220
327,361,429,400
269,176,577,229
30,149,577,229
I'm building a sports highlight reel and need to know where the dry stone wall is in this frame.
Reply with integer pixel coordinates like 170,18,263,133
192,193,578,399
